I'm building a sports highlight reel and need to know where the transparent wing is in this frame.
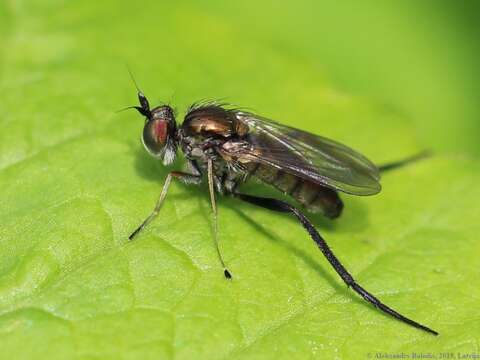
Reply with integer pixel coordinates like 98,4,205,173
234,111,381,195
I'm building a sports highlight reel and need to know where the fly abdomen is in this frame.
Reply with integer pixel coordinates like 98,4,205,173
248,163,343,219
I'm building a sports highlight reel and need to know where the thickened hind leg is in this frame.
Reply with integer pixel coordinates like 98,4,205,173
378,150,431,173
233,192,438,336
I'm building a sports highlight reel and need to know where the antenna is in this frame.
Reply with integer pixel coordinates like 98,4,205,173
115,105,139,114
126,64,143,94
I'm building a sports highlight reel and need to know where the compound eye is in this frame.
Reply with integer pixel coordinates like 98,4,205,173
142,119,168,155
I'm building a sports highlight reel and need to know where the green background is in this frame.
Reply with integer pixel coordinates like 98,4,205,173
1,1,479,359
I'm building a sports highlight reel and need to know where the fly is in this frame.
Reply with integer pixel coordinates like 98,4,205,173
123,80,438,336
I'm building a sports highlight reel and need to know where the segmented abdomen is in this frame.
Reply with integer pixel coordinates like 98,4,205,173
247,163,343,219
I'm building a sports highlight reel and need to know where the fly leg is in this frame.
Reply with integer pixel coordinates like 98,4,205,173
233,192,438,336
207,158,232,279
129,170,201,240
378,150,431,173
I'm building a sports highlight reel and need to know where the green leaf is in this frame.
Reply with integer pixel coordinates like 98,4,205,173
1,1,479,359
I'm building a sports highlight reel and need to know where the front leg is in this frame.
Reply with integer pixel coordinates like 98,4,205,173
129,169,201,240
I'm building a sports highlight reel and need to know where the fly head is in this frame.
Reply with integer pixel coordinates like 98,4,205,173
127,90,178,165
141,100,178,165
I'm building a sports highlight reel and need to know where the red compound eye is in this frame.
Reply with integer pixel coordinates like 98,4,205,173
141,104,177,161
143,119,170,155
153,119,168,144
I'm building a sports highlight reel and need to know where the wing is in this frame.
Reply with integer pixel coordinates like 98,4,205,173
232,111,381,196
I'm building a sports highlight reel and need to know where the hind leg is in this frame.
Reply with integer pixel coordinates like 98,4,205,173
378,150,431,173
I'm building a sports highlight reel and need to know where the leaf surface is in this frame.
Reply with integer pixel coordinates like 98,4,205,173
0,1,479,359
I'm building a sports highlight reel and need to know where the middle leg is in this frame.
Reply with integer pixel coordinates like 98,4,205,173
207,158,232,279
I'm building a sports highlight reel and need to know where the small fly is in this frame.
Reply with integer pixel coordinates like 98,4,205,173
123,78,438,336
